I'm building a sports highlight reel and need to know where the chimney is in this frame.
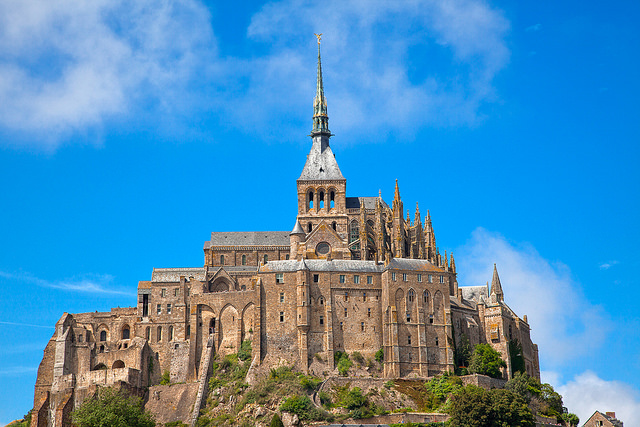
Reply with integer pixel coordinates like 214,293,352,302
606,412,616,419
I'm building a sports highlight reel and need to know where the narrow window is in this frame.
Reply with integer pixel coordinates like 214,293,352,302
167,304,172,314
330,191,335,208
313,274,319,283
353,275,360,284
276,273,284,284
332,221,337,231
174,288,179,297
439,275,444,283
319,315,324,325
308,222,312,232
344,291,348,301
429,315,434,324
423,291,428,304
428,274,433,283
408,335,412,345
340,322,343,330
361,322,365,331
349,221,359,243
100,330,107,341
242,254,246,265
435,337,439,346
417,274,422,282
319,191,325,209
408,290,415,302
161,288,167,297
367,275,373,285
308,191,314,209
157,304,161,315
319,297,324,305
280,292,285,303
403,273,408,282
279,312,284,322
407,313,411,322
344,308,348,317
122,327,130,339
264,254,268,264
367,308,371,317
392,272,396,281
339,275,345,283
157,326,162,342
145,327,150,340
186,325,190,338
220,255,224,265
286,254,290,260
363,292,367,302
169,326,174,341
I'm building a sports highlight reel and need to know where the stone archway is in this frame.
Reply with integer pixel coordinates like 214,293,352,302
218,304,239,356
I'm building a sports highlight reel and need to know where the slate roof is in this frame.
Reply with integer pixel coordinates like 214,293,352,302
152,268,205,283
205,231,290,248
385,258,444,272
345,196,389,210
261,259,384,273
461,284,489,303
298,139,345,181
291,221,305,235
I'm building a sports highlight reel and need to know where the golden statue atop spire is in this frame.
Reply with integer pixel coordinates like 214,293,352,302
314,33,322,44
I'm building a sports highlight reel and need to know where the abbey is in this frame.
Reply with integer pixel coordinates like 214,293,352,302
31,44,539,426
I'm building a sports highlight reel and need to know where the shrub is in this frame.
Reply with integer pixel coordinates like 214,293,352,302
375,347,384,363
238,340,252,362
337,356,352,376
270,413,284,427
318,391,332,408
352,351,365,365
72,387,156,427
279,395,329,421
469,343,507,379
160,371,171,385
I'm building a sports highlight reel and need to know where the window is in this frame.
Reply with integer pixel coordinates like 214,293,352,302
157,326,162,342
316,242,330,255
161,288,167,297
276,273,284,284
264,254,268,264
219,254,224,265
319,315,324,325
429,315,434,324
403,273,408,282
423,290,428,304
167,304,172,314
392,272,397,281
319,297,324,305
363,292,367,302
332,221,337,231
417,274,422,282
344,291,348,301
313,274,319,283
186,325,190,338
339,275,345,283
308,222,312,232
100,330,107,341
428,274,433,283
145,327,150,340
157,304,161,315
408,289,415,302
367,308,371,317
349,220,359,243
169,326,174,341
286,254,290,260
439,275,444,283
242,254,246,265
406,313,411,322
330,191,335,208
408,335,412,345
319,191,324,209
122,327,130,339
435,337,439,346
353,275,360,284
279,312,284,322
280,292,285,303
308,191,314,209
367,275,373,284
344,308,348,317
340,322,343,330
361,322,365,331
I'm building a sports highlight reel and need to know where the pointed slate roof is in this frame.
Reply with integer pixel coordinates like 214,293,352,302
490,263,504,298
298,140,344,180
290,221,305,235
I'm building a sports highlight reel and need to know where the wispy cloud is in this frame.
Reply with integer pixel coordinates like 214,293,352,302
0,0,511,149
0,366,38,376
0,270,133,296
526,23,542,32
456,228,611,365
555,371,640,426
599,260,619,270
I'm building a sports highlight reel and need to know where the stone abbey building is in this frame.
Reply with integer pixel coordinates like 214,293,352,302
31,43,540,426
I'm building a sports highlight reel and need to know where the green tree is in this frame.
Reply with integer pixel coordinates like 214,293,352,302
375,347,384,364
508,339,525,376
455,333,472,369
160,370,171,385
72,387,155,427
562,412,580,427
270,413,284,427
505,371,540,403
448,385,535,427
469,344,507,379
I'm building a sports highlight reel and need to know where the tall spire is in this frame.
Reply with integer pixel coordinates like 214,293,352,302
311,34,330,136
490,263,504,302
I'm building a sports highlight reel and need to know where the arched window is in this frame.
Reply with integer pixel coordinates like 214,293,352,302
241,254,246,265
319,297,324,305
308,223,312,233
308,191,314,209
100,330,107,341
332,221,337,231
264,254,268,264
349,220,359,243
157,326,162,342
122,326,130,340
169,326,174,341
220,255,224,265
330,191,335,208
423,290,429,304
407,289,415,302
99,345,105,353
113,360,125,369
319,191,325,209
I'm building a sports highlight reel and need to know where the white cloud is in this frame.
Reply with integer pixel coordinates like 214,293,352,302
455,228,610,365
557,371,640,426
0,270,133,296
526,23,542,32
0,366,38,376
599,260,619,270
0,0,511,149
0,0,215,149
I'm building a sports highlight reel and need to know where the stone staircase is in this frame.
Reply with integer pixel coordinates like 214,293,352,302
189,334,215,427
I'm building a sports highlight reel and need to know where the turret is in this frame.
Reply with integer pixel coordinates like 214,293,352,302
490,263,504,303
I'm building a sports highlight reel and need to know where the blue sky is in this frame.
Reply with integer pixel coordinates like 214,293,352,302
0,0,639,425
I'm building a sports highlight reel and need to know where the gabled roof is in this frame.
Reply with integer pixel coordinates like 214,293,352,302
298,139,344,181
206,231,290,248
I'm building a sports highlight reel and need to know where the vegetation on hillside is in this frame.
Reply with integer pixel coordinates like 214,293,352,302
71,387,155,427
